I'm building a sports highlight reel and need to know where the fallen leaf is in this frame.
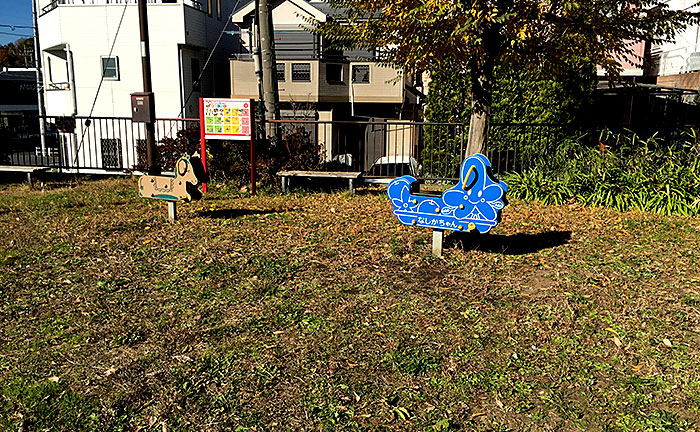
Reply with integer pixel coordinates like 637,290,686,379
469,412,486,420
48,376,59,383
605,327,618,335
662,338,672,347
612,337,622,348
632,364,643,371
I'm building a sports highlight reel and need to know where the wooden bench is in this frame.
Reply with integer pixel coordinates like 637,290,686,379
277,171,363,194
0,166,50,188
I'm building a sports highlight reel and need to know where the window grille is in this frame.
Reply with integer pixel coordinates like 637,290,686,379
292,63,311,82
352,64,370,83
101,138,123,169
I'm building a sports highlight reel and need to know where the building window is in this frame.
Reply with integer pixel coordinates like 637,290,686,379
326,63,342,83
208,0,212,16
101,57,119,80
352,65,369,83
276,63,285,82
191,58,201,92
217,0,221,20
291,63,311,82
101,138,123,169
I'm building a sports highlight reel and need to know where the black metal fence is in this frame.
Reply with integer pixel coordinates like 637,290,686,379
0,114,198,173
273,119,568,181
1,114,566,181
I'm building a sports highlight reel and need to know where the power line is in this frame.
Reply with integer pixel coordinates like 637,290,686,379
0,24,34,29
0,31,33,38
175,0,242,120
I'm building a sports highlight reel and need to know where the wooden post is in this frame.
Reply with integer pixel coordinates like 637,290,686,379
432,229,444,256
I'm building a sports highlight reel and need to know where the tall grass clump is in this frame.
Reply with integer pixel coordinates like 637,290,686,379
505,129,700,216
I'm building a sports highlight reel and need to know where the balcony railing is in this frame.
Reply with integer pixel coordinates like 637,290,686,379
41,0,202,16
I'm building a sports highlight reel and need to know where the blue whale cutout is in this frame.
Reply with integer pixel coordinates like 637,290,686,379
387,154,508,233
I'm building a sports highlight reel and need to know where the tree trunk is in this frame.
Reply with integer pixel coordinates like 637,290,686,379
467,98,490,156
466,32,496,156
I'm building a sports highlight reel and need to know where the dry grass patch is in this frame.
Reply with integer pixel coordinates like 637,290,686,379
0,177,699,431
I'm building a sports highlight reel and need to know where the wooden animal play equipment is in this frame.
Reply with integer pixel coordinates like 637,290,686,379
387,153,508,255
138,153,206,220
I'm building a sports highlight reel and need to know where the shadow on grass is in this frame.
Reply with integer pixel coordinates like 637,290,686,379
446,230,572,255
197,208,283,219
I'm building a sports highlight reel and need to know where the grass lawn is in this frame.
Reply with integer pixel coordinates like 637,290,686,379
1,177,699,431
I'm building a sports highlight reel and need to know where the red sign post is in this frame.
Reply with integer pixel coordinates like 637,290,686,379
199,98,256,194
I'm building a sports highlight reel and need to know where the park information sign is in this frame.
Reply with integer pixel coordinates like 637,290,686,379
198,98,257,194
201,98,253,140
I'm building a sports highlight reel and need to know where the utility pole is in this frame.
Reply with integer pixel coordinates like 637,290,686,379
137,0,159,175
258,0,279,139
32,0,47,157
253,0,265,134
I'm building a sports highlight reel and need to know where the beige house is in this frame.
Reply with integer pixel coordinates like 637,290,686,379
229,0,423,169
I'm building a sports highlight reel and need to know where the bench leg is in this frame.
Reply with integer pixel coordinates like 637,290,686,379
26,173,33,189
281,177,287,193
348,178,354,194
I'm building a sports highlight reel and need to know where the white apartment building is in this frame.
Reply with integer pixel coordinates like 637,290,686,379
37,0,239,119
650,0,700,81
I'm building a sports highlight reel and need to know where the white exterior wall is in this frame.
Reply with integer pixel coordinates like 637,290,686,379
36,0,239,171
651,0,700,76
37,0,239,119
39,3,187,118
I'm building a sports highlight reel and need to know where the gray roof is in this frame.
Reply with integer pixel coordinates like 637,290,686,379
0,70,36,82
233,0,345,19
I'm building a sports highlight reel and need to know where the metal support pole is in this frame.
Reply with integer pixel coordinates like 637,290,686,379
138,0,160,175
432,229,444,256
168,202,177,221
32,0,47,157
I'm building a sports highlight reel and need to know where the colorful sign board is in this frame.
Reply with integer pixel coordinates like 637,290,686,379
201,98,253,140
387,154,508,234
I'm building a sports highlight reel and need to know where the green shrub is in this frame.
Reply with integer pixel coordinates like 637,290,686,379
506,129,700,216
156,124,325,188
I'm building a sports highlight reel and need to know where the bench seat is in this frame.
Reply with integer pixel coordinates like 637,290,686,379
276,171,363,194
0,166,50,187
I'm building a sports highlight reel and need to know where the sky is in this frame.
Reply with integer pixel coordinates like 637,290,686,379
0,0,34,45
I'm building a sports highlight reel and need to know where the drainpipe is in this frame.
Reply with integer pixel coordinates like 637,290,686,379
66,43,79,169
66,43,77,115
177,45,185,116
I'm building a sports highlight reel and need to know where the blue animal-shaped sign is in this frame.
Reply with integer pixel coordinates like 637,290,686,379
387,154,507,233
